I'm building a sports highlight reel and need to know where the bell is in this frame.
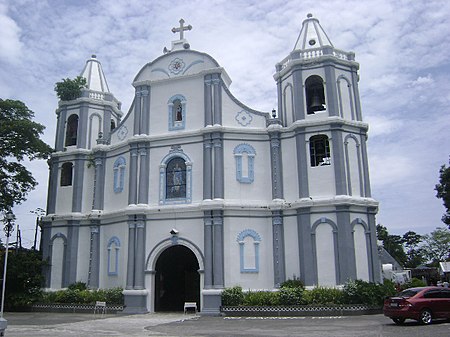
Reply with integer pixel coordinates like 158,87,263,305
308,91,325,113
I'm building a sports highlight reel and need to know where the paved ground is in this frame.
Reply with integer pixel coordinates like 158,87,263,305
3,312,450,337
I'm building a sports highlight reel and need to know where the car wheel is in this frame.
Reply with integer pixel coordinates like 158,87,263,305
419,309,432,325
392,318,405,325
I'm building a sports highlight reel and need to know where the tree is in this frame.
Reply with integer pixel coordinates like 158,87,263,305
0,99,53,212
435,158,450,228
402,231,425,268
54,76,87,101
0,248,47,309
376,224,407,266
422,227,450,265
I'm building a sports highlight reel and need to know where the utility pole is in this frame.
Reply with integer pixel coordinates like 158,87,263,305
31,208,45,250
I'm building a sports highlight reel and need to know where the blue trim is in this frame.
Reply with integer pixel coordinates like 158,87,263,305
107,236,121,276
159,149,192,204
236,229,261,273
234,144,256,184
168,94,186,131
113,156,126,193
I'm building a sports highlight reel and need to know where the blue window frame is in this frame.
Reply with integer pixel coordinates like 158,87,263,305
107,236,120,276
168,94,186,131
159,148,192,204
236,229,261,273
234,144,256,184
113,157,126,193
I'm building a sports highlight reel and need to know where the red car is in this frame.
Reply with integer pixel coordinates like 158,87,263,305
383,286,450,324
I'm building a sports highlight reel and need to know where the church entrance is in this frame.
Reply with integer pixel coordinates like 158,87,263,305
154,245,200,312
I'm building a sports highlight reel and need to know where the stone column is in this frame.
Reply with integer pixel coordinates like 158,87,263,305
126,220,136,289
65,220,80,287
212,133,224,199
77,103,89,149
367,207,381,282
138,143,149,204
56,107,67,151
88,224,100,288
336,206,356,283
269,132,283,199
212,210,224,287
134,216,146,289
128,144,139,205
212,75,222,125
331,127,347,195
203,135,213,200
324,64,339,117
351,67,362,121
204,76,213,126
133,89,142,135
203,212,213,288
92,151,106,210
46,158,59,214
297,208,316,285
292,70,305,121
272,211,286,287
72,154,86,212
360,134,372,197
295,128,309,198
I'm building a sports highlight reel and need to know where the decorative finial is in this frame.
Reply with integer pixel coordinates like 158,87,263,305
171,18,192,40
307,13,313,18
91,54,97,58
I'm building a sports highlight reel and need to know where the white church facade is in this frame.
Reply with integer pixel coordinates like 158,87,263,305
42,15,381,314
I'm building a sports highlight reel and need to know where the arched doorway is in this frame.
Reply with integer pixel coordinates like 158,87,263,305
155,245,200,311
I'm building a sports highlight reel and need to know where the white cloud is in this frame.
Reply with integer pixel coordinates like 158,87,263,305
0,3,23,63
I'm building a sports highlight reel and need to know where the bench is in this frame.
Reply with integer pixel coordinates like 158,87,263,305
94,301,107,317
183,302,197,314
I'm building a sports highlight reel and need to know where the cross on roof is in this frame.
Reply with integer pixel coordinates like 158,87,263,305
172,19,192,40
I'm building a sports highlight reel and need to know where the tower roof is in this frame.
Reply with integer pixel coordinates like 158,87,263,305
80,55,110,93
293,14,333,51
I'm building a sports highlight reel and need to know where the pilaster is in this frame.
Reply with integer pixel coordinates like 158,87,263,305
138,143,150,204
336,206,356,283
292,69,305,121
128,144,139,204
88,224,100,288
331,127,347,195
203,135,213,199
204,75,213,126
297,208,315,285
272,211,286,287
72,154,86,212
324,64,339,117
269,131,283,199
203,212,213,288
212,132,224,199
65,220,80,287
92,151,106,210
295,129,309,198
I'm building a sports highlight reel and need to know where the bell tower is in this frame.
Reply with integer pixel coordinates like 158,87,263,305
274,14,381,285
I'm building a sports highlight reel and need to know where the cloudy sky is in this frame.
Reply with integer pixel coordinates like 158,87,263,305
1,0,449,248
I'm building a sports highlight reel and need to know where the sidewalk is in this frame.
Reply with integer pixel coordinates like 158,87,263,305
4,312,198,337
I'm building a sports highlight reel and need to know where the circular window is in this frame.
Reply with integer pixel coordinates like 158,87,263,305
309,39,316,46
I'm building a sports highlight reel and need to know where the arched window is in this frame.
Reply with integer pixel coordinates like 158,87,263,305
65,114,79,146
111,119,116,131
234,144,256,184
168,95,186,130
166,157,187,199
60,162,73,186
107,237,120,276
305,75,326,115
310,135,331,167
237,229,261,273
159,148,192,204
113,157,126,193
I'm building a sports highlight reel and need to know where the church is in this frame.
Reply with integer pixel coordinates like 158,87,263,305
42,14,382,314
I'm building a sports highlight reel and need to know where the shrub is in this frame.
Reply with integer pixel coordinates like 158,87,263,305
41,287,124,305
343,279,395,306
398,277,426,291
303,287,344,305
243,291,279,306
280,278,305,290
54,76,87,101
279,287,303,305
68,282,87,291
221,286,244,306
